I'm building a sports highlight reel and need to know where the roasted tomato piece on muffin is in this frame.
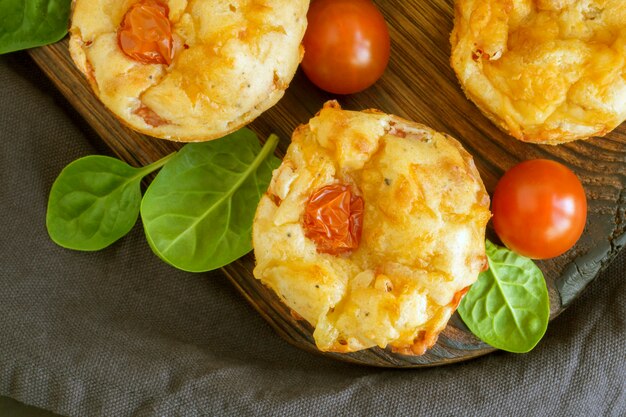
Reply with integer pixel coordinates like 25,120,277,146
450,0,626,144
252,101,491,355
69,0,309,141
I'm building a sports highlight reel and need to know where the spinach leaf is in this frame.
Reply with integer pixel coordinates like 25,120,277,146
0,0,71,55
458,240,550,353
141,129,281,272
47,153,175,251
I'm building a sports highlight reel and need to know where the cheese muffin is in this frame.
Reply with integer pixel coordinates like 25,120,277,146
253,102,491,355
451,0,626,144
69,0,308,141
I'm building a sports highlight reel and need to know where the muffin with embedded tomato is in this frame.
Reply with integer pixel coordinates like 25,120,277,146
252,101,491,355
69,0,309,141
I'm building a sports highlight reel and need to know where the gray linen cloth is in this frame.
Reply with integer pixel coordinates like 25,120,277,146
0,53,624,417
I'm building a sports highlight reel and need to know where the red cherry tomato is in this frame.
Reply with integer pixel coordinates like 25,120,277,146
301,0,390,95
492,159,587,260
303,184,364,255
118,0,173,65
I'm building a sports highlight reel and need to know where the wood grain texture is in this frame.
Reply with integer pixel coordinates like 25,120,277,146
29,0,625,367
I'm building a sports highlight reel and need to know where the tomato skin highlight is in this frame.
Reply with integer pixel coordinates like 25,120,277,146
492,159,587,260
301,0,390,95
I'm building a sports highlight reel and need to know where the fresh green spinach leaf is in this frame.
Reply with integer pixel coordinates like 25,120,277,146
458,240,550,353
0,0,71,54
47,153,175,251
141,129,281,272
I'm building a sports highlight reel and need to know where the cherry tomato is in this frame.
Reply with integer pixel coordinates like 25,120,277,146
492,159,587,260
301,0,390,95
303,184,364,255
118,0,173,65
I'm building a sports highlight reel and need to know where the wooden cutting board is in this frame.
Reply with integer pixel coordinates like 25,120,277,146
29,0,625,367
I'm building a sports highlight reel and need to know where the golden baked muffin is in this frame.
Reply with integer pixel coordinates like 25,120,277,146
253,101,491,355
451,0,626,144
69,0,309,141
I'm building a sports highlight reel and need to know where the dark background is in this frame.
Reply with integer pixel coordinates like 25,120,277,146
0,52,624,416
